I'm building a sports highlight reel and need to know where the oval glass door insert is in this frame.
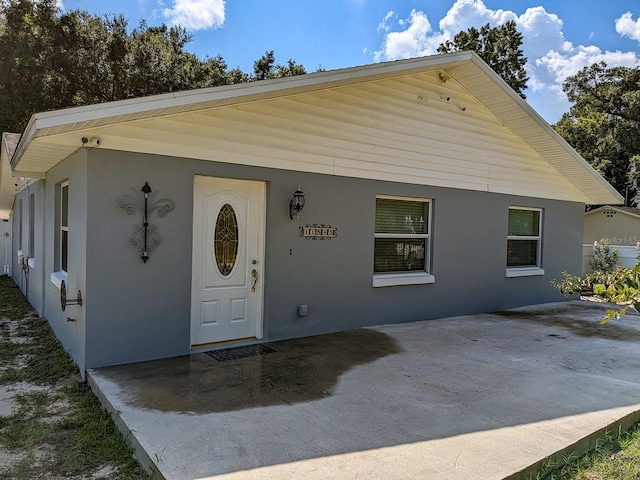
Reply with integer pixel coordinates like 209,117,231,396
214,203,239,276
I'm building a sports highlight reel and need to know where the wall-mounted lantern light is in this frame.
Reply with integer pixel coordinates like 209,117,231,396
289,187,305,220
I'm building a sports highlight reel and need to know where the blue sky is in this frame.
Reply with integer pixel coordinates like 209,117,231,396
58,0,640,123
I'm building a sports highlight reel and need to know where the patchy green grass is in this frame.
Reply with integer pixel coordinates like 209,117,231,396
0,277,36,321
534,422,640,480
0,276,149,479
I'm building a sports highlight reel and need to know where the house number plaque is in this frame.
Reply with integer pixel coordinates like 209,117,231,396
299,224,337,240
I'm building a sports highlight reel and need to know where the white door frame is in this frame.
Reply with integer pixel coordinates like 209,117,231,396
190,175,266,347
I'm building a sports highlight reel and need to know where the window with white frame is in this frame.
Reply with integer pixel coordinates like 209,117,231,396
28,193,35,259
374,196,432,283
50,181,69,289
17,198,22,250
507,207,542,269
60,182,69,273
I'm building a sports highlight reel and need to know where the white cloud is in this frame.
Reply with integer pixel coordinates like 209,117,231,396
374,0,640,122
378,11,395,33
438,0,515,34
616,12,640,42
374,10,445,62
163,0,225,30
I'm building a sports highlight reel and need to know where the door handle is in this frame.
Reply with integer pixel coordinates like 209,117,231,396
251,269,258,292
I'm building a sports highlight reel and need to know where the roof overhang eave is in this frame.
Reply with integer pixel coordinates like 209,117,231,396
11,51,477,173
459,55,624,206
10,51,624,206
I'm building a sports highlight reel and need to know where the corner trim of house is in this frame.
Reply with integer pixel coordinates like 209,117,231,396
373,272,435,288
50,271,68,290
505,267,545,278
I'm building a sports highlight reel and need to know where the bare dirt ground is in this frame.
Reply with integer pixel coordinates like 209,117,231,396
0,277,147,479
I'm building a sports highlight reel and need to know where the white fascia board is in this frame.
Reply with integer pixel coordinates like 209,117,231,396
584,206,612,216
10,117,37,169
23,53,474,136
464,55,624,206
585,205,640,219
11,53,473,171
11,170,46,180
9,50,623,206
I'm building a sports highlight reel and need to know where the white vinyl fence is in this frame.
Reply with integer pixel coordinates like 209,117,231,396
582,243,639,275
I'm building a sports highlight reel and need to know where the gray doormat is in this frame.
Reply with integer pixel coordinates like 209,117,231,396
206,344,276,362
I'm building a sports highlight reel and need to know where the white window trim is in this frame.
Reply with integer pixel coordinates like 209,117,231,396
59,181,69,273
373,272,435,287
373,195,433,287
506,206,543,277
51,181,70,290
50,270,67,290
506,267,545,278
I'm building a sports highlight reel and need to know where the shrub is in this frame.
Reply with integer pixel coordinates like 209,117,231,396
590,238,618,273
553,261,640,323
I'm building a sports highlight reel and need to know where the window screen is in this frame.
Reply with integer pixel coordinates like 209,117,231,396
374,198,430,274
507,208,541,268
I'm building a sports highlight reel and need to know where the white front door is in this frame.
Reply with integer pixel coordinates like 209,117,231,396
191,176,265,346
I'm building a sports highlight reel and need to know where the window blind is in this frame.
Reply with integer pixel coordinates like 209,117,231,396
374,198,429,273
508,209,539,236
375,198,428,234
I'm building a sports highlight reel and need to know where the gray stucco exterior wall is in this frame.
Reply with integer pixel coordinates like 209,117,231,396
81,149,583,369
11,180,46,315
44,150,88,373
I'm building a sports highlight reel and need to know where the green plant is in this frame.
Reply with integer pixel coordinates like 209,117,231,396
590,238,618,273
552,267,632,296
552,260,640,323
537,421,640,479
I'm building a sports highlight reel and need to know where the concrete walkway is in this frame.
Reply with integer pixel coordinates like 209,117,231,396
88,300,640,480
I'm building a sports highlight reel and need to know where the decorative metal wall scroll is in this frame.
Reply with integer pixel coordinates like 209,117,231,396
119,182,174,263
299,224,338,240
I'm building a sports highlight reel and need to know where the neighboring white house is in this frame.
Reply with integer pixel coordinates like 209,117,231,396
584,205,640,246
0,51,624,376
1,133,19,276
582,205,640,273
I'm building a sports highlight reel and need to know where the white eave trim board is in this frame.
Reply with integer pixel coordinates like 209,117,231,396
9,50,622,205
12,52,476,168
459,55,624,205
11,170,46,180
585,205,640,219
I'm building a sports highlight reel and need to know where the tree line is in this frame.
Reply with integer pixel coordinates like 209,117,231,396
0,0,308,133
1,0,638,206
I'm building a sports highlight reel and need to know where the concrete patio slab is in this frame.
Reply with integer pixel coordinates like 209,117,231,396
88,300,640,480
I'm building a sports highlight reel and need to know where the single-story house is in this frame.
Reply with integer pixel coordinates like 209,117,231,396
582,205,640,274
584,205,640,246
0,51,623,376
1,133,18,275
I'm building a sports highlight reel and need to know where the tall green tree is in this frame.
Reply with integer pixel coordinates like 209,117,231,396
437,20,529,99
0,0,308,134
252,50,307,80
0,0,60,131
553,62,640,204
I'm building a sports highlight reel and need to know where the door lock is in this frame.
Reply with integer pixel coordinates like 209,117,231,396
251,269,258,292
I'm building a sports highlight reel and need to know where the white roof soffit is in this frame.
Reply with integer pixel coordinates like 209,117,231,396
12,51,623,205
0,132,22,219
